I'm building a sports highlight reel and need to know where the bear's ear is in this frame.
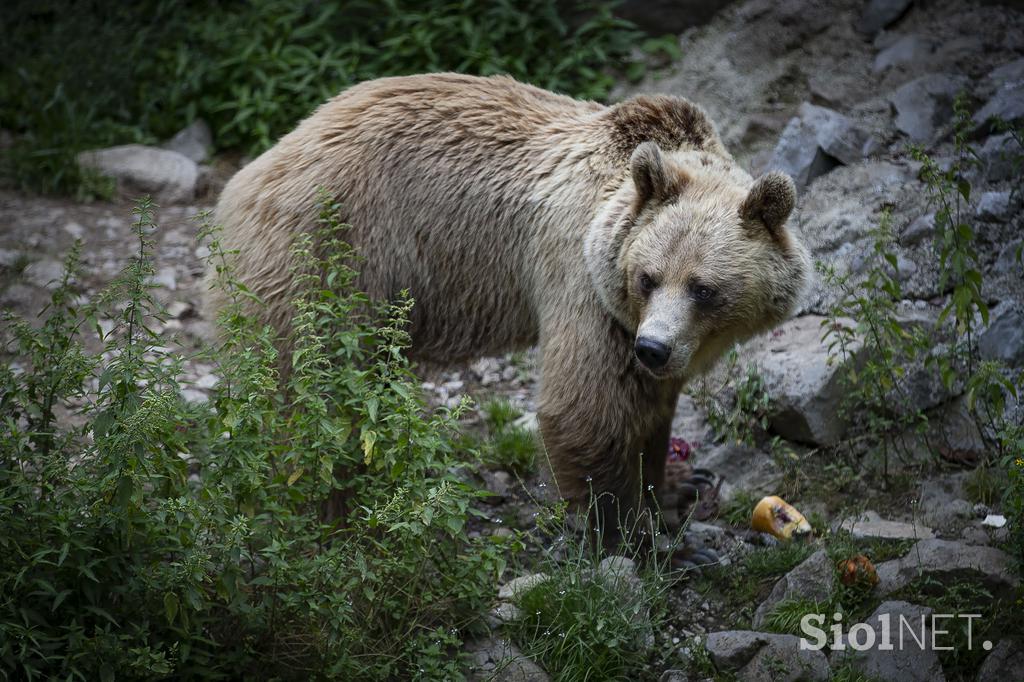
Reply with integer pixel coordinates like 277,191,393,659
740,171,796,237
631,141,671,204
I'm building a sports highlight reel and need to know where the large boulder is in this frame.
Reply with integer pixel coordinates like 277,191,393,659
873,34,933,73
76,144,198,203
743,315,861,446
753,550,835,629
874,539,1019,597
978,639,1024,682
706,630,829,681
888,74,970,142
768,103,874,189
974,59,1024,132
829,601,946,682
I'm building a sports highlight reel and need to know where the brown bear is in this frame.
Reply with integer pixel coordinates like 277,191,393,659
206,73,809,538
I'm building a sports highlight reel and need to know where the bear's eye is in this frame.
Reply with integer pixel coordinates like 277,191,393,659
638,273,657,295
691,284,717,302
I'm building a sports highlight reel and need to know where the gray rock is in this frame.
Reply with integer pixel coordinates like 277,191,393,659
152,266,178,291
978,639,1024,682
465,637,549,682
837,510,934,541
874,539,1019,596
993,239,1022,276
77,144,198,203
63,221,85,239
484,470,513,503
487,602,522,627
163,119,213,164
743,314,862,445
960,525,990,546
0,248,21,268
753,550,835,629
166,300,194,319
768,103,872,188
979,303,1024,366
976,190,1021,223
975,133,1019,183
829,601,945,682
658,671,689,682
888,74,969,142
900,213,934,246
856,0,913,36
498,573,550,601
974,81,1024,132
23,258,66,289
597,555,638,580
873,34,933,73
705,630,829,681
696,442,781,499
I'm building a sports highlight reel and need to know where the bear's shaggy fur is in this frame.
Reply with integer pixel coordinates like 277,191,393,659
207,73,809,526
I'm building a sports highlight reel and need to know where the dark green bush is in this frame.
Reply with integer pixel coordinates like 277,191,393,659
1,0,664,196
0,197,514,679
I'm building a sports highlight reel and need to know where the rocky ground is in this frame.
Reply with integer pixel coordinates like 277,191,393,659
1,0,1023,680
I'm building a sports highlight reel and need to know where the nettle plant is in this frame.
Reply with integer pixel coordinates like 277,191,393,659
820,99,1023,559
0,197,513,680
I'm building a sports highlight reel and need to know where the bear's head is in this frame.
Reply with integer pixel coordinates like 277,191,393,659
584,141,809,381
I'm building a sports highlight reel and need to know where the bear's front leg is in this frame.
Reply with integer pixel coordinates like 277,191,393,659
537,318,679,550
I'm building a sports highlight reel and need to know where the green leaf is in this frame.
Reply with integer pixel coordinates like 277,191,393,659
164,592,179,625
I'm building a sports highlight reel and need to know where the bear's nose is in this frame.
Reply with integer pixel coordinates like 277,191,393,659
634,337,671,370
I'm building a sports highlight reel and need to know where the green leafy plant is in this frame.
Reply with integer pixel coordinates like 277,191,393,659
694,348,772,447
0,196,514,679
481,398,537,476
2,0,657,195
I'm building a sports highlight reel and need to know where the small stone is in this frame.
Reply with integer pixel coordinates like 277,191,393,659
498,573,550,601
485,470,513,503
488,602,521,626
163,119,213,164
976,190,1020,223
0,248,21,268
153,266,178,290
873,34,933,72
166,300,194,319
194,374,219,389
597,555,638,580
900,213,934,246
960,525,989,546
63,221,85,239
501,365,518,382
753,550,834,628
23,258,66,289
513,412,539,433
464,637,549,682
180,388,207,404
856,0,912,36
837,511,934,541
889,74,969,142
